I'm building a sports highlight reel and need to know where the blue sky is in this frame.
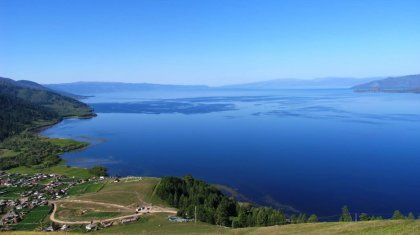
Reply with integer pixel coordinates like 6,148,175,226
1,0,419,85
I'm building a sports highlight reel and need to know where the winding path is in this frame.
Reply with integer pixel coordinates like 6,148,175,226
49,199,176,225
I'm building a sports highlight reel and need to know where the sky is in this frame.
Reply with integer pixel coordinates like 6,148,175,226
1,0,420,86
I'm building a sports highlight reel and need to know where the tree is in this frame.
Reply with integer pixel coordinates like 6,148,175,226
297,213,307,223
407,212,415,220
392,210,405,220
215,198,230,226
359,213,369,221
307,214,318,223
339,206,352,222
290,214,297,224
88,166,108,177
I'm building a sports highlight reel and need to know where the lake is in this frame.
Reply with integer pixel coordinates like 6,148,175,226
42,89,420,218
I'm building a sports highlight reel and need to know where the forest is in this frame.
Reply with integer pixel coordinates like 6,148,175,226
155,175,316,228
0,77,94,141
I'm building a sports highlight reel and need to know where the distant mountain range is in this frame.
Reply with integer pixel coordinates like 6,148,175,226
222,77,381,89
45,82,210,95
45,77,380,95
38,74,420,95
352,74,420,93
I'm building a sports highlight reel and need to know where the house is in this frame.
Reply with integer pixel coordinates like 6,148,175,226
86,223,97,231
101,221,113,228
121,216,138,224
45,225,55,232
60,224,69,231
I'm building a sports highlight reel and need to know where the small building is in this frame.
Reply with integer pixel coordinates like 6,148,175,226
45,225,55,232
121,216,139,224
86,223,97,231
101,221,113,228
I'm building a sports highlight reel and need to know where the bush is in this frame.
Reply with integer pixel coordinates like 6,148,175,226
88,166,108,177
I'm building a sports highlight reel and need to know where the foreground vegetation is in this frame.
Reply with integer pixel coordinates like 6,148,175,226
2,216,420,234
156,176,308,228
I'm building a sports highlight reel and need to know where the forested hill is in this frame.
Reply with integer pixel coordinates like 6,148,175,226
0,77,95,141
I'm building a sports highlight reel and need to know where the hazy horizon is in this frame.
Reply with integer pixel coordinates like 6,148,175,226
1,0,420,85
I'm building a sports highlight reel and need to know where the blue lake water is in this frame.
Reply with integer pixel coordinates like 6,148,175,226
42,89,420,218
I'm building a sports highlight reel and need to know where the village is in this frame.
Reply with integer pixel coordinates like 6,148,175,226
0,171,101,231
0,172,179,232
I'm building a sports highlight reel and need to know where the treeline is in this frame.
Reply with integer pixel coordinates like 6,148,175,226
340,206,418,221
0,133,88,170
0,94,59,141
155,176,318,228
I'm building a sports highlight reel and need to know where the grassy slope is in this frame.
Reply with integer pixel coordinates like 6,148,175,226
6,164,94,179
74,177,166,207
3,219,420,235
53,177,167,223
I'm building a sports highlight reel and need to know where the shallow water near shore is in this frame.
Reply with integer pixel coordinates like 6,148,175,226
42,89,420,218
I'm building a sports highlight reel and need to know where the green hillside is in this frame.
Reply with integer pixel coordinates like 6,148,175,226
0,77,94,141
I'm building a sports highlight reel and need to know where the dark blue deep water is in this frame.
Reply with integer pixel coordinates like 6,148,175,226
42,89,420,218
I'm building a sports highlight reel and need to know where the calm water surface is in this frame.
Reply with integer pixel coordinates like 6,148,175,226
42,89,420,218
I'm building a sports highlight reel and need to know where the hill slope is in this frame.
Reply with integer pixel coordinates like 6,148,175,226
2,219,419,234
352,74,420,93
0,77,94,141
0,77,94,117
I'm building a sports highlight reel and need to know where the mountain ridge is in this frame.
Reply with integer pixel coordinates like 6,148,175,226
352,74,420,93
0,77,95,140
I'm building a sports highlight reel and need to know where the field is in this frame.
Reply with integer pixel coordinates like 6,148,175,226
67,182,104,196
6,164,94,179
51,177,172,224
12,206,52,231
74,177,165,207
54,201,130,222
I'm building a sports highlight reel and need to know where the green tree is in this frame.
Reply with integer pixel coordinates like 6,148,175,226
215,198,230,226
88,166,108,176
290,214,297,224
297,213,307,223
392,210,405,220
407,212,415,220
339,206,352,222
359,213,369,221
307,214,318,223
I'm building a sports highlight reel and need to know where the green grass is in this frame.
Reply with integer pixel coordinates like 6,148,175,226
43,137,87,149
54,201,130,222
6,164,94,179
79,211,121,219
94,217,420,235
95,213,228,234
3,216,420,234
0,149,20,158
75,177,165,207
67,182,104,196
12,206,52,231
